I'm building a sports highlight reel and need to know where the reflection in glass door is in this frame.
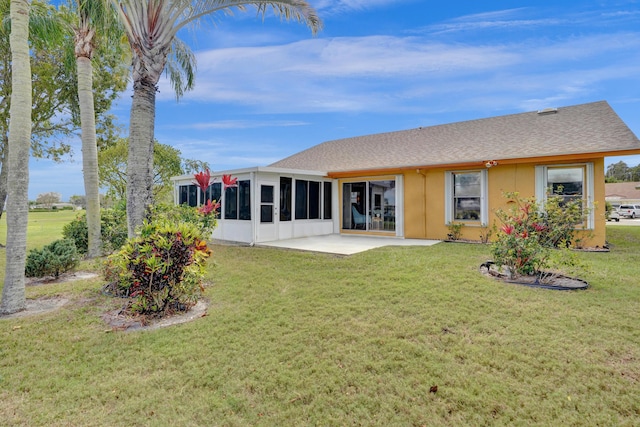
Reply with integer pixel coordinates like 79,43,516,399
342,180,395,232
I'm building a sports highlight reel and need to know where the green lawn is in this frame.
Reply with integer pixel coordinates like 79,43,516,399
0,210,79,282
0,210,78,249
1,215,639,426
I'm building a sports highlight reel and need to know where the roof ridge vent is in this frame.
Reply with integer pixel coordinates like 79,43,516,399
537,107,558,115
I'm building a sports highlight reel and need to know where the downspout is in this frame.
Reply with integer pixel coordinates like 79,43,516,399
250,171,257,246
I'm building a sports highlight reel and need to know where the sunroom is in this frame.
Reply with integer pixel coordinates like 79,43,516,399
172,167,335,244
172,167,406,244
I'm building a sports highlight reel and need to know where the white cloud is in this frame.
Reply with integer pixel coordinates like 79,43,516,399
418,5,640,36
425,7,565,34
313,0,407,14
162,134,287,169
166,120,309,130
153,29,640,117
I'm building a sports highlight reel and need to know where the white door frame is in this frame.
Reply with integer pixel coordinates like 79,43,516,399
256,178,279,242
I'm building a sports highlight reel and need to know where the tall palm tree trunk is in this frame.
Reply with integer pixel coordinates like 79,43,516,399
126,79,156,237
1,0,31,315
77,54,102,257
0,142,8,221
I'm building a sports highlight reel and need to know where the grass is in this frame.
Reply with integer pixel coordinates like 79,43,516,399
1,214,639,426
0,210,78,249
0,210,79,282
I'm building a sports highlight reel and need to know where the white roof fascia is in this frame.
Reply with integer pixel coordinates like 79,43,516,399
171,166,328,183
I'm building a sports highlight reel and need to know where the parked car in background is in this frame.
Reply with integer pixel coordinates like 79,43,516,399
607,209,620,222
618,204,640,218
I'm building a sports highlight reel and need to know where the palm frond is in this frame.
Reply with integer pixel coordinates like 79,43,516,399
109,0,321,98
164,36,196,100
171,0,322,38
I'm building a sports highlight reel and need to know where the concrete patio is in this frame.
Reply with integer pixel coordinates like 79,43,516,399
257,234,441,255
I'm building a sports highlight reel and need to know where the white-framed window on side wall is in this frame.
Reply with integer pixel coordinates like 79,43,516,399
445,169,489,225
535,163,595,229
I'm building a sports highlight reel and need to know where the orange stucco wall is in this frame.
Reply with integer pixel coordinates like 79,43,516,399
403,158,606,247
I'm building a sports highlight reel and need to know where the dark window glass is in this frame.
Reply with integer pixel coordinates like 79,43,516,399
239,180,251,220
179,185,189,205
202,182,221,215
261,185,273,203
260,205,273,223
280,177,292,221
295,180,308,220
225,186,237,219
309,181,320,219
207,183,221,203
323,182,332,219
187,185,198,207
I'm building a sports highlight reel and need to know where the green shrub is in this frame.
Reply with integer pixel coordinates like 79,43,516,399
103,219,212,316
25,239,80,278
100,207,128,252
491,192,589,279
62,214,89,253
479,224,495,244
62,206,128,255
446,222,465,240
149,203,218,239
29,207,59,212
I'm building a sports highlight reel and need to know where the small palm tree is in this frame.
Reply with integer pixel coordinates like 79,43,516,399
1,0,31,314
109,0,322,237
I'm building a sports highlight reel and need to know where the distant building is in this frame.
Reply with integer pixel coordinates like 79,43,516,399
605,181,640,206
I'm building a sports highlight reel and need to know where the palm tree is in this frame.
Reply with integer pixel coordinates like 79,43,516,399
66,0,124,257
0,0,31,314
0,0,73,221
109,0,322,237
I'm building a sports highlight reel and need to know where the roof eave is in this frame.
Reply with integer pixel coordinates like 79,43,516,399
327,149,640,178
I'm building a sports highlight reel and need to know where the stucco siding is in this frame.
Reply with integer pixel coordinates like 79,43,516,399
403,172,426,238
402,158,606,247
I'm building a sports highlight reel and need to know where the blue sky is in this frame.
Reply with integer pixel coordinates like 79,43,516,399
31,0,640,201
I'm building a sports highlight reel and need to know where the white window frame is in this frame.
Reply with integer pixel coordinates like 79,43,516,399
535,163,595,230
445,169,488,226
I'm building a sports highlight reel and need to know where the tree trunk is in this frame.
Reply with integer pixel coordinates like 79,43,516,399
77,55,102,257
0,140,8,222
1,0,31,315
126,79,156,237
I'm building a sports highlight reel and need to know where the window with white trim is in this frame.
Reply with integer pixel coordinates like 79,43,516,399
445,170,488,224
535,163,594,229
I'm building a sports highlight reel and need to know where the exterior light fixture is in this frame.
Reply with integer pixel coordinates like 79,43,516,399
485,160,498,168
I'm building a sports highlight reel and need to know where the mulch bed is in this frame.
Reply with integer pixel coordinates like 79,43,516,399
101,300,209,331
479,262,588,291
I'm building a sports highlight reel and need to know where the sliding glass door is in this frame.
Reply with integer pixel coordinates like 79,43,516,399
342,180,396,232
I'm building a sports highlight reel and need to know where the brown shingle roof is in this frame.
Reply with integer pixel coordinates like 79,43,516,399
270,101,640,172
605,182,640,200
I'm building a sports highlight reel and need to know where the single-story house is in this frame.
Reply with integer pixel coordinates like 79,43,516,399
605,182,640,206
172,101,640,247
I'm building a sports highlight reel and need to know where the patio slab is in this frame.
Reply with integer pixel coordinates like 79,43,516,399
257,234,440,255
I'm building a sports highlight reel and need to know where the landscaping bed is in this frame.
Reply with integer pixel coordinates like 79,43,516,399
480,261,588,290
